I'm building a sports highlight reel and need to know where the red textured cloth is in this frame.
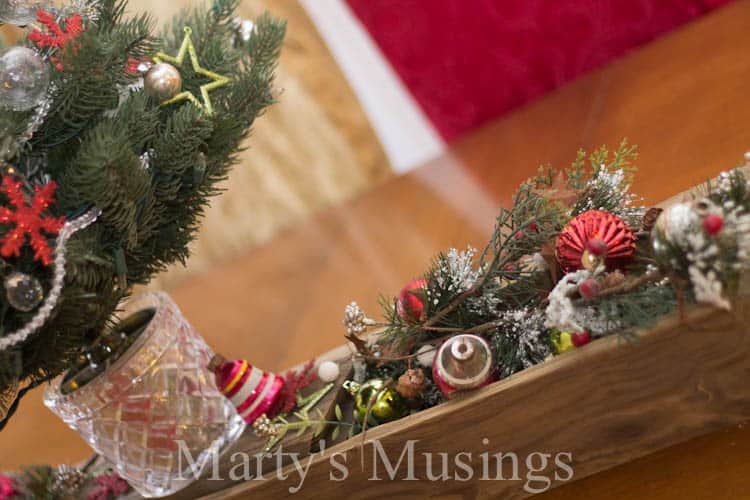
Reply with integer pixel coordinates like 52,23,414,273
346,0,733,141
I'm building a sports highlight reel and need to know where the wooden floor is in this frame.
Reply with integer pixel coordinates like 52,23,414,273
0,1,392,289
3,1,750,499
136,0,393,288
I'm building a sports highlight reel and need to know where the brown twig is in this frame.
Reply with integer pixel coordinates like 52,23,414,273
357,335,451,363
464,321,502,335
420,325,461,333
359,380,394,470
596,269,664,299
345,333,372,357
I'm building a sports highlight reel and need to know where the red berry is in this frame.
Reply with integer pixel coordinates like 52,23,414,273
515,223,540,240
397,278,427,323
585,238,609,257
571,331,591,347
578,278,600,300
703,214,724,236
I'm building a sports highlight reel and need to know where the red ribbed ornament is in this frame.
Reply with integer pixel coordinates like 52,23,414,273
556,210,636,273
210,356,285,425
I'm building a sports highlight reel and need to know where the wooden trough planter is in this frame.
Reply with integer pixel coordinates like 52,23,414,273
169,295,750,499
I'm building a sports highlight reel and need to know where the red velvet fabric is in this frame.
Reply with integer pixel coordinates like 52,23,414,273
346,0,733,141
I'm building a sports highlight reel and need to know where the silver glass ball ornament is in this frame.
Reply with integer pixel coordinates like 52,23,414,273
144,63,182,102
0,0,40,26
4,271,44,312
0,46,50,111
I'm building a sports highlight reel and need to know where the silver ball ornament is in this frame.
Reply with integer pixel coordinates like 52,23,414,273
0,46,49,111
144,63,182,102
4,272,44,312
0,0,40,26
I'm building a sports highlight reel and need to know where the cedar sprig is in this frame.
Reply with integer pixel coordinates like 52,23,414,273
568,139,639,217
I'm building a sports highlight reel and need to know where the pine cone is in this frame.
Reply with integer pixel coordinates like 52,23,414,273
396,369,427,399
642,207,663,233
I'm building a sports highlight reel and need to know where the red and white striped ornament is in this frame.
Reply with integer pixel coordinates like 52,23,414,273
210,356,285,425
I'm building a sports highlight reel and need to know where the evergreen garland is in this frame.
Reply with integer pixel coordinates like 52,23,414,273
350,142,750,416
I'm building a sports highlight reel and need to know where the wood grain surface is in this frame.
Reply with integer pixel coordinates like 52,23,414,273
2,1,750,499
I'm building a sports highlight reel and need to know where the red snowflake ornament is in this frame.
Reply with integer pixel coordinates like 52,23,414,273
0,176,65,266
28,10,85,71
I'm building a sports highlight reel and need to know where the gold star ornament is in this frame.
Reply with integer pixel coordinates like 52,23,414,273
151,26,231,115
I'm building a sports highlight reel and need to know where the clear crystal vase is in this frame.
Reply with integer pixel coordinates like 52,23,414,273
44,292,245,497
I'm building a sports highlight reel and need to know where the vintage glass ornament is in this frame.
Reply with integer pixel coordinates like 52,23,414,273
144,62,182,102
344,378,408,425
432,334,494,398
4,271,44,312
551,330,575,354
0,0,40,26
210,355,284,425
396,278,427,323
396,277,427,323
0,46,49,111
556,210,636,273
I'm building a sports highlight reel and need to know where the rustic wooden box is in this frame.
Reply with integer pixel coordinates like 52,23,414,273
163,295,750,499
152,174,750,499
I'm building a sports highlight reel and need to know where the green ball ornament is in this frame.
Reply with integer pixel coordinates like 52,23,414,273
344,379,408,425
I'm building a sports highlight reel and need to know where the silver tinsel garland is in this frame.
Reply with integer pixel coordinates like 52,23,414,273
0,208,100,352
